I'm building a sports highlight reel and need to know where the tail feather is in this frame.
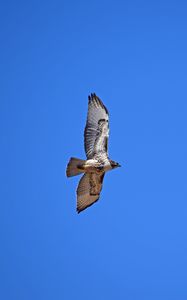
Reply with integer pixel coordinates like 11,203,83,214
66,157,85,177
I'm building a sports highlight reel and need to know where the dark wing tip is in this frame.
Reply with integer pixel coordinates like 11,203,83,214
76,196,100,214
88,93,109,115
88,93,96,103
76,206,85,214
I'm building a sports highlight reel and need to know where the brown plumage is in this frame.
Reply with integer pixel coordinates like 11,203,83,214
66,93,120,213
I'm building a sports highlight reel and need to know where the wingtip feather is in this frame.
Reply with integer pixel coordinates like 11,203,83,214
88,93,108,114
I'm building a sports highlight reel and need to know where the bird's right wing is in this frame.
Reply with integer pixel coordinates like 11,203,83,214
76,172,105,213
84,94,109,159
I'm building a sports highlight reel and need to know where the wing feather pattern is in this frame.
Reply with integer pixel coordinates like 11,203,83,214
77,172,105,213
84,93,109,159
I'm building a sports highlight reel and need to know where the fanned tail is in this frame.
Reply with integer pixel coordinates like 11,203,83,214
66,157,85,177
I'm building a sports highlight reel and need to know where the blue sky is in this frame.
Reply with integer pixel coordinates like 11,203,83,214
1,0,187,299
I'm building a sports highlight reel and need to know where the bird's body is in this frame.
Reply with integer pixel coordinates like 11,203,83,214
66,93,120,213
76,157,112,173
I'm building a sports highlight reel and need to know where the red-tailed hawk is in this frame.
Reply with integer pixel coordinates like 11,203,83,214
66,93,121,213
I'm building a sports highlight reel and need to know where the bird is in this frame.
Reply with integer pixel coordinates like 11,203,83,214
66,93,121,213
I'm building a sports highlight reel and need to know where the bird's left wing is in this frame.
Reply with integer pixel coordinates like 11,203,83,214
84,93,109,159
76,172,105,213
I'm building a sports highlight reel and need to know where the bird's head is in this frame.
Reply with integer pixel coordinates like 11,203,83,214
110,160,121,169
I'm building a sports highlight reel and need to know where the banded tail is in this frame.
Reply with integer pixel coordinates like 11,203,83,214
66,157,85,177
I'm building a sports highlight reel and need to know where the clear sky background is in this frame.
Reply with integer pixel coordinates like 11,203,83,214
1,0,187,299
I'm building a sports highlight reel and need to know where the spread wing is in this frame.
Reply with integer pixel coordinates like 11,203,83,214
84,93,109,159
76,172,105,213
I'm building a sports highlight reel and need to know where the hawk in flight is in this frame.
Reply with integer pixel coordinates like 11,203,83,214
66,93,121,213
